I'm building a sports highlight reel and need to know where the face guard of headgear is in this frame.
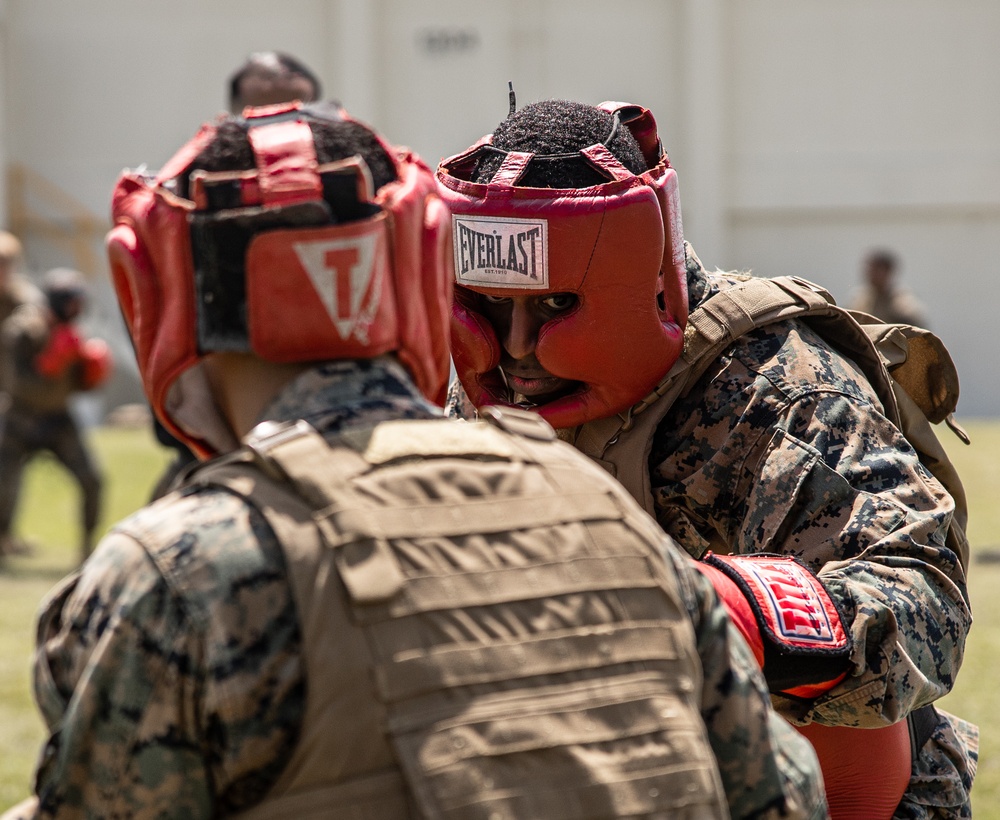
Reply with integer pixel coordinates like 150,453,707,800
436,101,687,430
107,101,453,458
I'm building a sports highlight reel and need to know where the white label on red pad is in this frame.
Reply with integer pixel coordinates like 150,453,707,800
742,558,840,645
294,235,380,341
453,215,548,289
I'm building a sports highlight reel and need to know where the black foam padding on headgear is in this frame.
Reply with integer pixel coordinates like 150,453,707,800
190,200,332,352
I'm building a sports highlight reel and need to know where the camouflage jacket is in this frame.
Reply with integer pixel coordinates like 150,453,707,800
446,245,977,816
4,357,826,820
653,250,976,815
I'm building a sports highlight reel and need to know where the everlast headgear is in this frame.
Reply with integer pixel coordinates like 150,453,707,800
107,102,453,457
436,101,687,429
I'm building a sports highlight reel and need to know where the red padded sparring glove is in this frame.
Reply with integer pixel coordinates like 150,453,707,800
79,338,113,389
698,552,851,695
35,324,83,378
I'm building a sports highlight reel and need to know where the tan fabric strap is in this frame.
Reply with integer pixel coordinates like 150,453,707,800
373,621,680,702
317,489,623,544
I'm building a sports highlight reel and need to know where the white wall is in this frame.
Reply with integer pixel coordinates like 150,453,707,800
1,0,998,418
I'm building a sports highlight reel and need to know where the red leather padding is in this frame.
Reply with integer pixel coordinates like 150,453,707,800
106,104,453,456
797,721,911,820
246,217,398,363
107,175,207,454
437,101,687,429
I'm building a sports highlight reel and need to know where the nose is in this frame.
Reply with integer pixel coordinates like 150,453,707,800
502,300,542,361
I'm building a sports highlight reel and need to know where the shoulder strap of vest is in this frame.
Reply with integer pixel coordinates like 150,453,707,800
576,276,969,566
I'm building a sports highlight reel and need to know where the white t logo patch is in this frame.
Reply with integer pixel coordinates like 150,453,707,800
293,235,381,341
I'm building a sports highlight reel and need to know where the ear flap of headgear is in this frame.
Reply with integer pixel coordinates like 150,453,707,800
107,122,217,455
597,101,687,330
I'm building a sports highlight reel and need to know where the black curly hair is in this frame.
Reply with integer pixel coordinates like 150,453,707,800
471,99,648,188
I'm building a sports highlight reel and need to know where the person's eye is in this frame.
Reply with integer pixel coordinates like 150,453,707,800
541,293,578,312
482,294,510,305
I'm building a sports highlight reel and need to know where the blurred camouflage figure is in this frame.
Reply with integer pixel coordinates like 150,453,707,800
3,104,825,818
850,248,929,327
0,268,111,560
439,98,977,818
0,230,43,401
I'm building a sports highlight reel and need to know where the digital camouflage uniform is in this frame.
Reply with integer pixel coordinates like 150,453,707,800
5,358,827,820
447,244,978,818
0,302,102,556
0,274,43,397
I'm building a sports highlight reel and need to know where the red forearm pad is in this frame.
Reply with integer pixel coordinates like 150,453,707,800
80,338,113,389
693,559,765,668
703,553,852,693
796,721,911,820
35,324,82,377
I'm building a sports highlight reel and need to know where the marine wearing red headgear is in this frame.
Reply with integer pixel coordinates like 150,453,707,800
436,101,686,429
107,102,452,457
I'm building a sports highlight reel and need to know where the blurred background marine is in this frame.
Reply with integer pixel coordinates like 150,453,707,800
0,267,111,559
227,49,323,113
849,248,929,327
0,231,44,404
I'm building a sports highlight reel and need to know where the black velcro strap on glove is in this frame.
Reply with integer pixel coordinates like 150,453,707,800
703,553,852,693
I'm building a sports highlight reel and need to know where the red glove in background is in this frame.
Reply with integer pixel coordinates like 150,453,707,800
35,324,82,377
80,338,113,389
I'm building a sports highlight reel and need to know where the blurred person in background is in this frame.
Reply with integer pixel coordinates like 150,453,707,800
0,267,111,560
2,102,826,820
850,248,929,327
0,230,44,407
227,49,322,114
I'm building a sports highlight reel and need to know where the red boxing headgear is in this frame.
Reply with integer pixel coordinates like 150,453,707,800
107,102,453,457
436,101,687,429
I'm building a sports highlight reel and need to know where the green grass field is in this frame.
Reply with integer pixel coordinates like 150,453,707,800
0,420,997,815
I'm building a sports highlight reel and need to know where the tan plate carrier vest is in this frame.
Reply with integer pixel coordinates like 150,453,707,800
570,275,970,569
185,409,728,819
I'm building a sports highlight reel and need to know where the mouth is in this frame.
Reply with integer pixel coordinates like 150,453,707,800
501,369,578,402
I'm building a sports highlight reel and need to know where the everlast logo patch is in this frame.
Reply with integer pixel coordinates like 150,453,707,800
453,215,548,289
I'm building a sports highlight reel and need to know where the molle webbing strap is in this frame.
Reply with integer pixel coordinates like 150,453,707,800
373,621,679,703
321,491,624,543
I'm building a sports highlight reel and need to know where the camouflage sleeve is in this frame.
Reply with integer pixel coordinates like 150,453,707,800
763,392,968,728
18,489,302,818
444,375,478,420
664,545,828,820
653,320,971,728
